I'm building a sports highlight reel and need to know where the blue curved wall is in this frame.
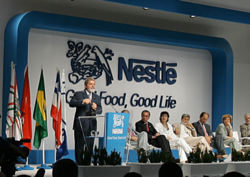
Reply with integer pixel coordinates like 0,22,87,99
3,11,233,136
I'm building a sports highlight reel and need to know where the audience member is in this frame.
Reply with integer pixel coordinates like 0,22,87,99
173,114,212,152
223,171,245,177
34,168,45,177
124,172,142,177
0,137,29,177
52,159,78,177
240,113,250,151
193,112,226,156
0,172,6,177
135,110,173,156
155,111,192,164
158,162,183,177
216,114,242,151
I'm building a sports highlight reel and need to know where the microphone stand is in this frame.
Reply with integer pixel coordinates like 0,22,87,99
78,113,105,153
78,117,90,152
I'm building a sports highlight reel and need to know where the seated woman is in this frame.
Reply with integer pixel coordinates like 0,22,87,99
216,114,242,151
155,111,192,164
173,114,212,152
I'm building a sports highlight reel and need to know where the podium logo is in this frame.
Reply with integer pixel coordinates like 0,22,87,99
66,40,114,86
112,114,125,134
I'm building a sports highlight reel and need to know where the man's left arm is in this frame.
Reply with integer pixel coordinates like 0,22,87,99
206,124,213,136
240,124,248,137
94,94,102,114
151,124,158,136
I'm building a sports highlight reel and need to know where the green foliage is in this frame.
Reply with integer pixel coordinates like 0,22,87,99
82,147,92,165
82,147,122,166
148,149,161,163
188,147,217,163
106,150,122,165
231,148,250,161
92,146,99,166
244,150,250,161
137,149,175,163
99,148,108,165
188,147,202,163
202,149,217,163
161,151,176,163
137,149,149,163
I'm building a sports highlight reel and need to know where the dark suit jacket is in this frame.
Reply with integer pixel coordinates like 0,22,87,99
240,123,250,145
135,120,157,143
192,121,213,137
69,89,102,130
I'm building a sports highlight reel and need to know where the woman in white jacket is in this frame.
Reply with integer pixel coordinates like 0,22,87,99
173,114,212,153
155,111,192,164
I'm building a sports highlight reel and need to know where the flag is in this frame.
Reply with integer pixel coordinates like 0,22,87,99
56,69,68,160
33,69,48,149
21,66,32,150
51,70,62,147
6,62,23,141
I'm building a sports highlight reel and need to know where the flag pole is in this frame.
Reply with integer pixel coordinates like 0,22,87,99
37,140,51,169
43,140,45,165
62,70,68,145
54,145,57,163
52,69,69,162
33,69,50,169
21,157,34,170
20,66,34,170
62,69,68,155
62,69,67,147
55,69,59,163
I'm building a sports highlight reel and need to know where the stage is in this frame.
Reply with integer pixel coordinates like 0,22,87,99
15,161,250,177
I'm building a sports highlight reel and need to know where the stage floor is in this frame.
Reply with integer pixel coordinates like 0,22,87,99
14,162,250,177
15,165,52,177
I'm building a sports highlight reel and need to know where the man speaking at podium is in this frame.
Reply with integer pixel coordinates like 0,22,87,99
69,77,102,165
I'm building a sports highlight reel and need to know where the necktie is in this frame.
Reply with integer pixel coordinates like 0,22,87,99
146,123,149,132
202,124,208,136
131,129,135,136
89,92,92,101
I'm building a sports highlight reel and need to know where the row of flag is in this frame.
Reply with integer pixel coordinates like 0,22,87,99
5,62,68,160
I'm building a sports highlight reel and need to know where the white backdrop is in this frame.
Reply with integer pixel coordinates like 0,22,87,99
28,29,212,149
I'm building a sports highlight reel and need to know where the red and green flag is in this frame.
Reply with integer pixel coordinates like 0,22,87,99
33,69,48,149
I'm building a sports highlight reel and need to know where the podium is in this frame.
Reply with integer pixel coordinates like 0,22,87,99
79,112,130,163
104,112,130,163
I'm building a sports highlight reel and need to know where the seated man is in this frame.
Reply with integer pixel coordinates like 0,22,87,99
129,130,150,151
240,113,250,151
122,110,150,151
192,112,226,156
135,110,172,156
173,114,212,153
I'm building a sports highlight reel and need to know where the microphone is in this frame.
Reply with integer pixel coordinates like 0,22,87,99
110,104,118,113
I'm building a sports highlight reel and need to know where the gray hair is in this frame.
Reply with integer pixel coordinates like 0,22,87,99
84,77,95,86
181,114,190,119
245,113,250,118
